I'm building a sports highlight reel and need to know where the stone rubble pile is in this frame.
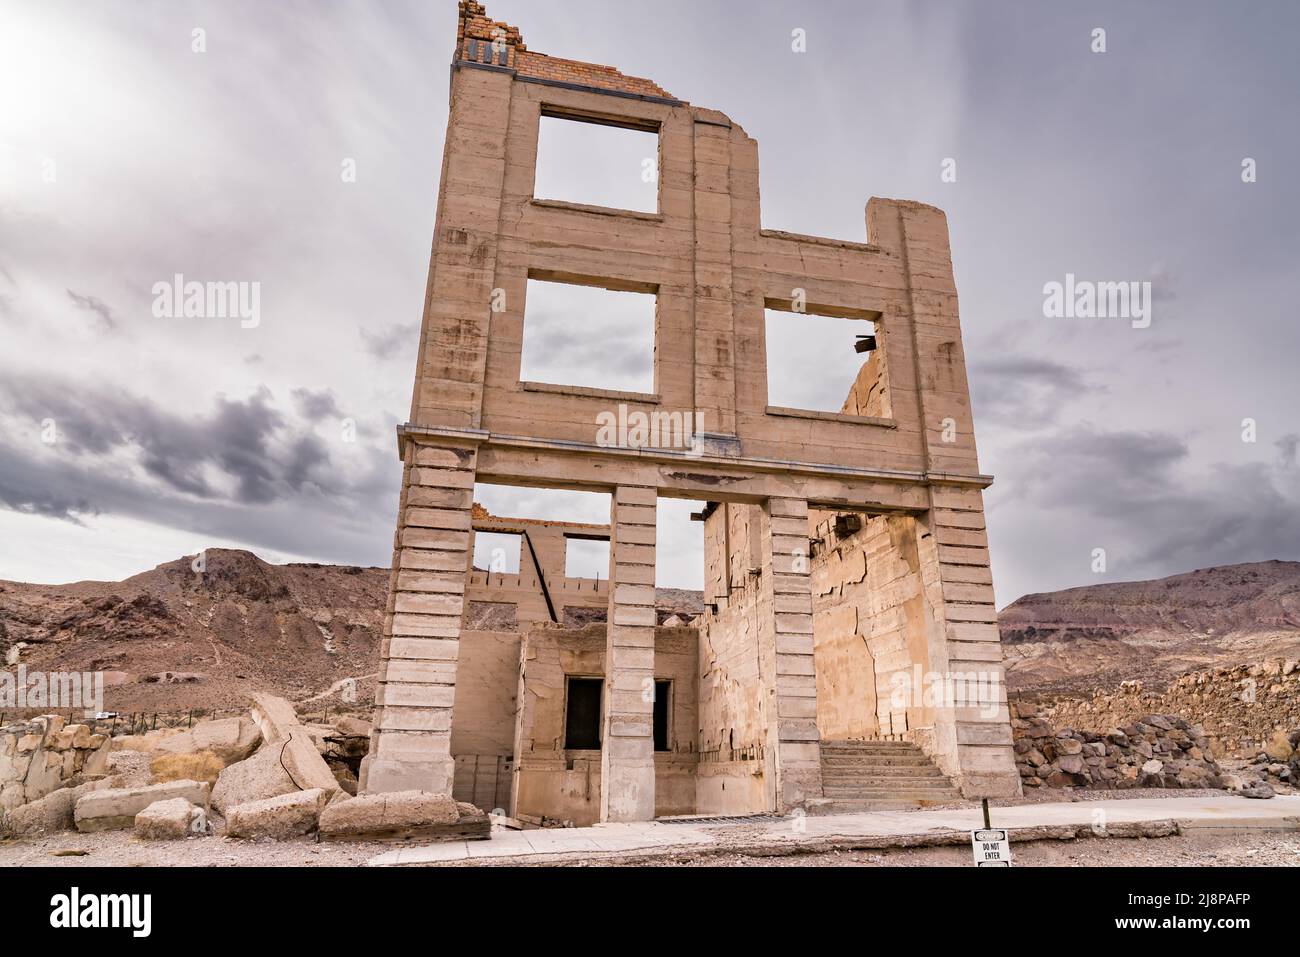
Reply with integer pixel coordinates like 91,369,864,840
1013,708,1226,791
0,715,111,811
1040,658,1300,757
0,694,488,844
1237,729,1300,796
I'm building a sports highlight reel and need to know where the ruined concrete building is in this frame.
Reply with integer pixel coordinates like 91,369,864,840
358,1,1021,823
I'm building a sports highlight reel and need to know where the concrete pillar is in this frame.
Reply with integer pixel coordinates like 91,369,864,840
600,485,657,822
760,496,823,810
691,120,738,447
361,440,476,795
915,489,1020,798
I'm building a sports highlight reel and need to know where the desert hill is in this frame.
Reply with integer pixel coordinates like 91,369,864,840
1000,560,1300,694
0,548,706,714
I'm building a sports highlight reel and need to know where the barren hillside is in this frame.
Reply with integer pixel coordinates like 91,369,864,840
1001,560,1300,694
0,549,707,714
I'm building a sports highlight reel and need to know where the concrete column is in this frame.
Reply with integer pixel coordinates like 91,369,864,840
600,485,657,822
916,487,1021,798
760,496,823,810
361,440,476,796
691,119,738,448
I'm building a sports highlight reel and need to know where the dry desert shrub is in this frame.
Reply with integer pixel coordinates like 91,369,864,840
150,751,224,786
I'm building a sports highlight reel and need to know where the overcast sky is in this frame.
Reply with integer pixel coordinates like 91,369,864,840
2,0,1298,606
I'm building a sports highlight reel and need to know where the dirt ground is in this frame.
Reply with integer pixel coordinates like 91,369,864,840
613,831,1300,867
2,825,1296,869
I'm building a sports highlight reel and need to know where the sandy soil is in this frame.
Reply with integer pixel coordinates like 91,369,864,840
615,831,1300,867
3,819,1296,869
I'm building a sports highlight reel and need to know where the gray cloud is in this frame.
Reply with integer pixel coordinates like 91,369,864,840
989,424,1300,595
360,323,419,361
970,355,1092,430
65,290,118,330
2,0,1298,599
291,387,343,422
0,376,376,512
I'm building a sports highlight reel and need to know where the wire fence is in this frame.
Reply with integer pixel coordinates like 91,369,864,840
0,704,368,736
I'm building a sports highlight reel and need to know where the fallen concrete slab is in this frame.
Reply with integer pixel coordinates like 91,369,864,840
320,790,488,842
246,694,342,799
74,780,210,833
155,717,261,765
226,788,329,841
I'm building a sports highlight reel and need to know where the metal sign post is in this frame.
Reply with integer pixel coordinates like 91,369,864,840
971,798,1011,866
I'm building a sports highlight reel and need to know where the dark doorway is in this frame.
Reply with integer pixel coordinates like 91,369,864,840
653,680,671,751
564,677,603,750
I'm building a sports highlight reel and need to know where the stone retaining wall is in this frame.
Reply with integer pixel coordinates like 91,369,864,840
1013,709,1224,790
0,715,111,810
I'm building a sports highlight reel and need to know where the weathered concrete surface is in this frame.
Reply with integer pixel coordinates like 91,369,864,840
247,694,343,799
319,790,486,842
226,788,329,841
368,795,1300,866
134,798,205,840
0,778,114,837
211,694,341,815
0,716,111,810
154,717,261,765
365,0,1020,820
74,780,210,832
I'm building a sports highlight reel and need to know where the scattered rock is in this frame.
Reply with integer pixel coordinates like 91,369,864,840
1239,781,1275,800
1013,713,1224,791
0,778,115,838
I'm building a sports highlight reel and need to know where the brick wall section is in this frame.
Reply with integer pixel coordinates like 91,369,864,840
361,442,477,795
455,1,679,101
600,486,658,821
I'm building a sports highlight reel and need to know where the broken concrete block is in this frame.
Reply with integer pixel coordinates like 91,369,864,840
211,734,342,815
211,745,297,815
155,717,261,765
134,798,206,840
74,779,210,832
250,693,302,744
318,790,487,842
0,778,115,838
225,788,329,841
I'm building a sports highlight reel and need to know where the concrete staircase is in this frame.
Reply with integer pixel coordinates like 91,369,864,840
815,740,962,810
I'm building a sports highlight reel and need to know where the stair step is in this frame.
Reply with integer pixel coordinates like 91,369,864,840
821,785,967,800
821,769,949,781
824,777,957,790
818,740,959,801
820,757,934,768
810,798,955,812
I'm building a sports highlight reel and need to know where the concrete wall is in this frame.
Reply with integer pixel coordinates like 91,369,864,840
810,511,936,744
513,623,698,825
449,512,610,809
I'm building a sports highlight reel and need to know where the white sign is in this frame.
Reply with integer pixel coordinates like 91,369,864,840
971,827,1011,866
